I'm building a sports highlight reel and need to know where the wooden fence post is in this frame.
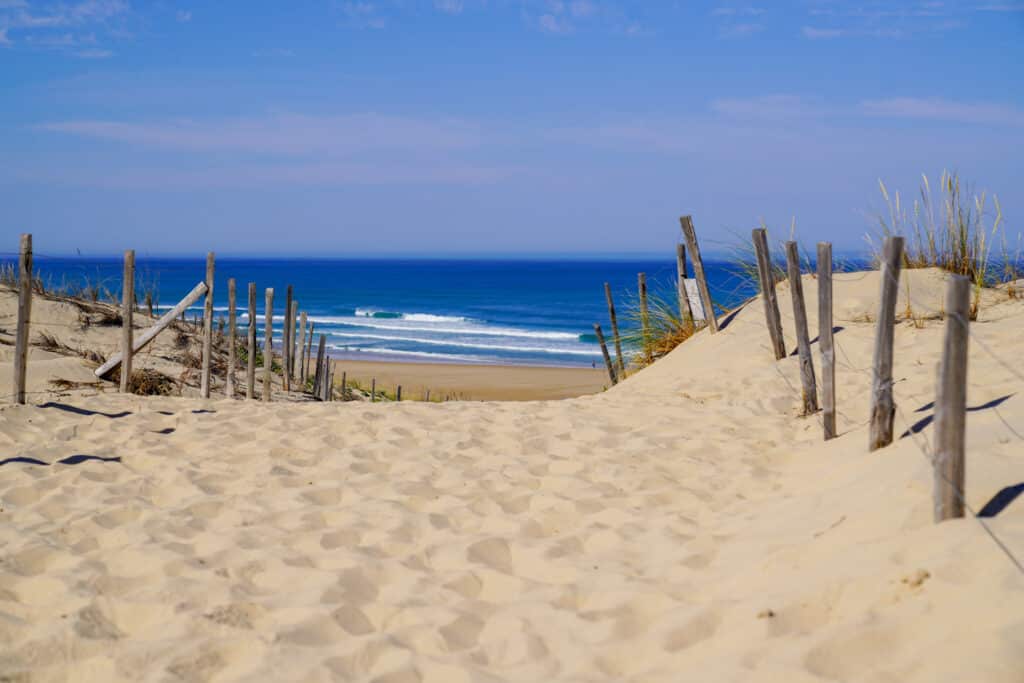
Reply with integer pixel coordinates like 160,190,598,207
263,288,273,403
290,300,299,383
638,272,651,364
324,360,333,401
676,243,695,326
679,215,718,333
785,241,819,416
753,228,786,360
200,252,215,398
371,378,376,402
283,285,293,391
305,322,314,384
396,385,402,402
593,323,618,385
95,282,208,378
869,236,905,451
120,250,135,393
13,234,33,404
934,275,969,522
604,282,626,376
298,311,307,387
246,282,256,399
817,243,836,439
341,371,346,400
226,278,237,398
313,334,326,398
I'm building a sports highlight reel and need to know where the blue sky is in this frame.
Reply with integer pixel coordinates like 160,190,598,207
2,1,1022,257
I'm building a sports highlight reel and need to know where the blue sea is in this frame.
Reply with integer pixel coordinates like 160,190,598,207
15,257,758,367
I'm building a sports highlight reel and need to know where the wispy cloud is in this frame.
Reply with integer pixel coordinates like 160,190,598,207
37,113,486,154
0,0,128,53
176,10,191,23
340,2,386,29
433,0,463,15
713,5,766,38
711,94,825,120
719,22,763,38
860,97,1024,126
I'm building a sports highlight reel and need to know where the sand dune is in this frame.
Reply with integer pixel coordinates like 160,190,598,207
2,269,1023,682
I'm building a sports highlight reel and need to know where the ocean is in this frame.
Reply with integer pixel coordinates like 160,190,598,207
15,257,758,367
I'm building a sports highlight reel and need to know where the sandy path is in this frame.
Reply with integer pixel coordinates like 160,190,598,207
2,269,1022,682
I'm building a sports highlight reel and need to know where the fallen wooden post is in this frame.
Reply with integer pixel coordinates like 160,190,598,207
753,228,786,360
593,323,618,385
246,282,256,399
934,275,970,522
785,241,819,416
120,249,135,393
679,215,718,333
676,243,695,327
263,287,274,403
226,278,237,398
869,236,904,451
13,234,33,404
817,242,836,439
95,281,208,378
200,252,215,398
604,283,626,377
298,311,308,386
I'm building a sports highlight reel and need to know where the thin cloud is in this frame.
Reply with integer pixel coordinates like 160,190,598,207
340,2,386,29
860,97,1024,126
36,113,487,154
719,22,763,38
711,95,824,119
176,10,191,22
434,0,463,14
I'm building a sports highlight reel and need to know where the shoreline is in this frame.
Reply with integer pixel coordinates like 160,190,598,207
325,358,609,401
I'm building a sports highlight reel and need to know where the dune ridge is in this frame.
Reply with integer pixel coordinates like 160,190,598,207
2,268,1023,682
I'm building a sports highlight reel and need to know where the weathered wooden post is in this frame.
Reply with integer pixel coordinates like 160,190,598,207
869,236,905,451
145,291,154,318
679,215,718,333
371,378,376,402
95,281,208,378
120,250,135,393
638,272,651,364
290,300,299,383
785,241,819,416
246,282,256,399
934,275,969,522
313,334,326,398
298,311,308,387
226,278,237,398
200,252,215,398
753,228,786,360
283,285,293,391
396,385,402,402
676,243,695,326
13,234,33,404
324,360,333,401
817,242,836,439
305,322,314,384
593,323,618,385
263,288,274,403
604,282,626,376
341,371,347,400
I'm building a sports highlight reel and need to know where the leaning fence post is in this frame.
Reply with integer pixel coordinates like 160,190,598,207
604,283,626,376
246,282,256,399
753,228,786,360
869,236,905,451
263,287,274,403
676,243,695,327
13,234,33,404
679,215,718,333
200,252,215,398
934,275,970,522
120,249,135,393
638,272,651,363
226,278,237,398
593,323,618,385
785,241,819,416
298,311,307,387
817,242,836,439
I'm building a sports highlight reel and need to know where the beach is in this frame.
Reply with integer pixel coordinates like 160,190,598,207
328,360,608,401
2,268,1023,681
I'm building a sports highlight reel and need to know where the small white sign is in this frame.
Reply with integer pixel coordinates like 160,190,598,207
684,279,705,321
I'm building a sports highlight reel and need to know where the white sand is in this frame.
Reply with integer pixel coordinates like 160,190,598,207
1,269,1023,682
